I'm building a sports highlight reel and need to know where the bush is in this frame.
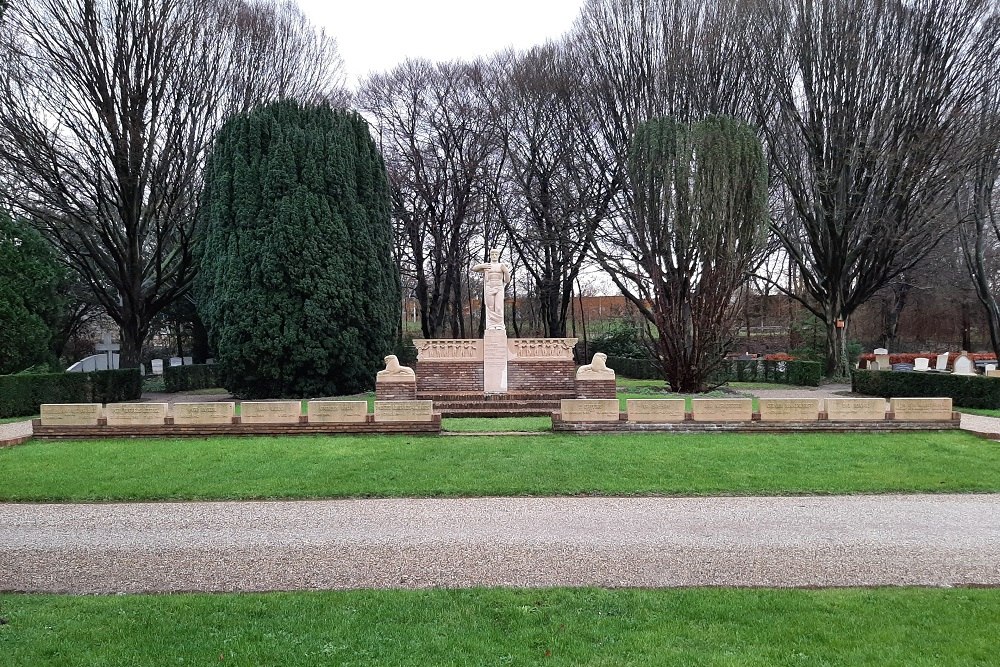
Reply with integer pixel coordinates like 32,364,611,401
719,359,823,387
0,368,142,418
163,364,221,393
852,369,1000,409
589,319,648,359
606,356,660,379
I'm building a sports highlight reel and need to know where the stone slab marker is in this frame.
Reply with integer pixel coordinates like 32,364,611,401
105,403,169,426
40,403,102,426
825,398,886,421
559,399,620,422
374,400,434,422
758,398,821,422
173,402,235,425
240,401,302,424
889,398,953,421
626,399,686,423
484,328,508,394
308,401,369,423
691,398,753,422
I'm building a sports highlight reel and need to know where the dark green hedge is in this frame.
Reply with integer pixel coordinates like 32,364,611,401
719,359,823,387
0,368,142,418
163,364,221,393
852,369,1000,409
606,356,660,379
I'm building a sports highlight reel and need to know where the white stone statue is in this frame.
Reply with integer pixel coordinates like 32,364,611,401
471,249,511,330
576,352,616,380
376,354,415,382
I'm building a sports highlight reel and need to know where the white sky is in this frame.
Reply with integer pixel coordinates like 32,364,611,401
294,0,585,88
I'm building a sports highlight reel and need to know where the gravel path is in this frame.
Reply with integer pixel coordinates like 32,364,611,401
2,495,998,593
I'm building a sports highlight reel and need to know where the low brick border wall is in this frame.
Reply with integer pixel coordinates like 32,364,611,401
31,414,441,440
0,434,32,448
552,412,962,433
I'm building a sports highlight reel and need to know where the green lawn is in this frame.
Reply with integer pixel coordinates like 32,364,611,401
1,431,998,502
1,588,997,666
958,407,1000,418
0,415,35,425
443,417,551,432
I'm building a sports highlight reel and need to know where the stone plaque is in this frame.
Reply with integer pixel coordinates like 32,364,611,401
308,400,369,423
889,398,953,421
626,399,685,423
691,398,753,422
508,338,578,361
106,402,168,426
825,398,886,421
758,398,821,422
240,401,302,424
484,328,508,393
151,359,164,375
173,402,235,425
374,400,434,422
560,399,620,422
988,369,1000,378
413,339,483,361
40,403,102,426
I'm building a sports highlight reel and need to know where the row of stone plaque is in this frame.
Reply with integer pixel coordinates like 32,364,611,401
39,400,435,426
561,397,954,422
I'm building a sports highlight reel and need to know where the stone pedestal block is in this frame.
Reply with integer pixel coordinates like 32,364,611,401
376,381,416,401
575,379,617,399
484,328,508,393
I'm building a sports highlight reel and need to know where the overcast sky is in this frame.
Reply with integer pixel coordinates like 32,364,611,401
294,0,585,88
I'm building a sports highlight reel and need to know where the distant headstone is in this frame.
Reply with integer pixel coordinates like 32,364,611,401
308,400,369,423
691,398,753,422
240,401,302,424
182,356,193,366
169,357,183,367
105,403,169,426
873,348,889,355
205,358,216,365
626,399,685,423
825,398,886,421
953,353,975,376
935,353,949,371
889,398,952,421
151,359,164,375
875,354,891,371
988,369,1000,378
913,357,930,372
40,403,102,426
758,398,820,421
95,332,120,370
374,400,434,422
173,402,235,425
139,364,146,376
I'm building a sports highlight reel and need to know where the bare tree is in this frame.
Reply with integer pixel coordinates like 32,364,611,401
480,45,613,338
0,0,345,366
360,59,498,339
754,0,999,376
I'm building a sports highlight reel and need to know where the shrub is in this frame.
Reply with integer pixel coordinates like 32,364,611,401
606,356,660,380
852,369,1000,409
719,359,823,387
589,319,648,359
0,368,142,418
163,364,221,393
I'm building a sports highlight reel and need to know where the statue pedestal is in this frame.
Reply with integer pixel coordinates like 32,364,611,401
483,328,508,394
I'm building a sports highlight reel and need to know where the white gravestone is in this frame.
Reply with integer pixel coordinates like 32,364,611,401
151,359,164,375
95,333,120,370
953,353,975,376
169,357,183,367
935,353,949,371
913,357,929,372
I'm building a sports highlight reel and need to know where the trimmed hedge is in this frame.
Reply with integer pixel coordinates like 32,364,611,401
163,364,221,393
720,359,823,387
0,368,142,419
606,356,660,380
852,369,1000,409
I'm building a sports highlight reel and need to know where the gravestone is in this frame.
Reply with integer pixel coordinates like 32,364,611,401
758,398,820,421
173,402,235,425
182,356,193,366
559,399,620,422
374,400,434,422
151,359,164,375
953,353,975,376
825,398,886,421
169,357,183,367
240,401,302,424
95,333,120,371
873,348,888,355
691,398,753,422
626,399,685,423
307,400,369,423
875,353,891,371
913,357,930,372
988,369,1000,378
40,403,102,426
889,398,953,421
935,353,949,371
105,403,169,426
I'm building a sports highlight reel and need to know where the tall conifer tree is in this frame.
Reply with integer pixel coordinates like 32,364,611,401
196,101,399,398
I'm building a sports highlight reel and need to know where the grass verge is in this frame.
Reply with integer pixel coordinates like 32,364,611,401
1,431,997,502
1,588,997,666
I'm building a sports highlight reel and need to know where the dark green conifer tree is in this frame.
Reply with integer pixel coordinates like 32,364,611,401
195,101,399,398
